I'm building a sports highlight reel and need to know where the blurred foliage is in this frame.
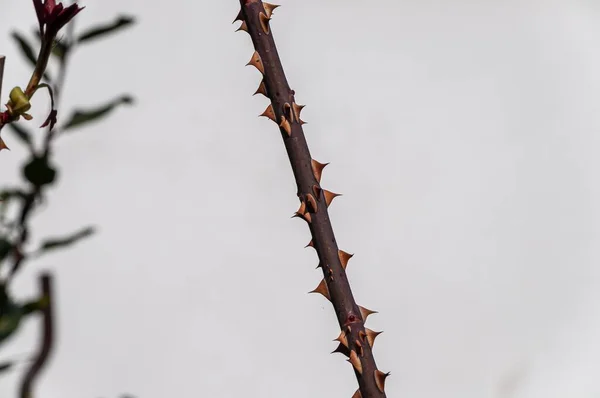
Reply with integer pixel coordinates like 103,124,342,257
7,122,33,151
10,31,52,82
77,15,136,43
0,361,14,374
0,4,137,396
37,226,95,253
10,32,37,69
63,94,134,131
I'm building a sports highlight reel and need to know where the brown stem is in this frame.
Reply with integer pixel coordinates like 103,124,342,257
237,2,389,397
18,273,55,398
0,55,5,103
44,20,75,157
24,40,52,99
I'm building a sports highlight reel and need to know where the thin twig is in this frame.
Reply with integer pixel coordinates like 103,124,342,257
43,19,75,157
18,273,55,398
0,55,5,103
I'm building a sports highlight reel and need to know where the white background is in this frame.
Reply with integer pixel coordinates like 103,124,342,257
1,0,600,397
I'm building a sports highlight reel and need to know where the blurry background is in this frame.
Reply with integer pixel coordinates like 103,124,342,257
1,0,600,397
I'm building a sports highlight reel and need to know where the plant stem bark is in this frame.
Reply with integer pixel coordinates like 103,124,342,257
236,2,389,397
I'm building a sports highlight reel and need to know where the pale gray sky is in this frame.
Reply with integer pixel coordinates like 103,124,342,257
1,0,600,397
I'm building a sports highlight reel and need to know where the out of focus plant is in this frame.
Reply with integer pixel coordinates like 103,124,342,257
0,1,135,397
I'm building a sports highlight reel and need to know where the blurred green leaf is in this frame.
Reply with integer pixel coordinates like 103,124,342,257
0,361,14,374
0,189,27,202
77,15,136,43
0,240,12,264
38,226,95,252
21,298,46,315
11,31,51,82
0,286,23,347
0,311,22,346
63,95,134,130
7,123,33,151
11,32,36,67
50,39,68,59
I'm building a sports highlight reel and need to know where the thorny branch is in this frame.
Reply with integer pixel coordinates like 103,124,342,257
234,2,389,397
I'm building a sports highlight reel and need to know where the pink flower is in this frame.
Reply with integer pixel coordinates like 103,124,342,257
32,0,84,38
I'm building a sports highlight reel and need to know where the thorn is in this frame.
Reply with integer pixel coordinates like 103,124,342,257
354,339,363,357
292,201,312,223
309,279,330,301
331,342,350,357
232,9,243,24
253,80,268,97
348,350,363,374
259,104,276,122
338,250,353,270
323,190,341,207
279,115,292,136
358,306,378,322
295,201,306,216
0,137,10,151
352,390,362,398
235,21,248,32
259,12,271,34
263,2,280,18
246,51,264,75
311,159,328,183
306,193,318,213
365,329,383,348
292,212,311,223
283,102,293,122
292,102,305,117
334,330,349,348
374,370,390,393
304,239,314,249
292,102,306,124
